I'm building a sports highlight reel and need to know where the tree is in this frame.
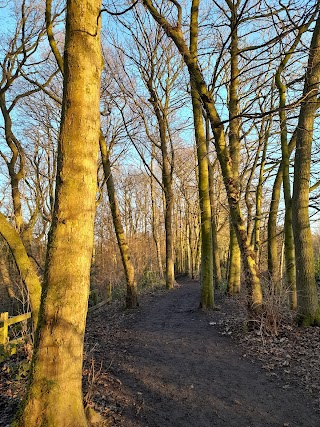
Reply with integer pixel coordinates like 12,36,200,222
0,0,48,245
190,0,214,308
143,0,263,313
106,14,183,289
12,0,103,425
0,212,41,328
174,144,202,279
267,132,296,290
222,0,242,295
206,130,223,289
45,0,139,308
292,10,320,326
274,7,318,309
0,0,56,327
150,147,164,279
99,130,138,308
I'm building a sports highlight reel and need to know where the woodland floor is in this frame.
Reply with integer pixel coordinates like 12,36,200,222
1,277,320,426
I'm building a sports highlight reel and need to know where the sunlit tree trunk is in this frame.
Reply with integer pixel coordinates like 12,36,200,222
143,0,263,313
99,133,138,308
0,95,24,233
12,1,102,425
150,153,164,279
273,13,316,307
163,174,175,289
206,121,222,289
268,165,283,287
0,212,41,329
254,143,267,263
275,67,296,308
228,227,241,294
0,94,37,253
186,221,192,276
0,254,15,302
191,84,213,307
227,2,241,295
174,204,185,274
267,132,296,288
292,12,320,326
275,38,306,308
0,15,49,254
190,0,213,308
146,82,175,289
252,118,270,265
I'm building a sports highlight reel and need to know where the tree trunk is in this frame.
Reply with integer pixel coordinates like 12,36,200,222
253,122,269,264
190,0,213,308
227,4,241,295
0,212,41,329
267,133,296,288
99,133,138,308
228,227,241,294
0,254,16,311
0,93,25,235
164,189,175,289
276,0,317,307
146,80,175,290
205,103,222,290
275,49,299,309
150,154,164,279
142,0,263,312
267,166,283,287
292,13,320,326
12,1,102,425
191,85,214,308
207,157,222,289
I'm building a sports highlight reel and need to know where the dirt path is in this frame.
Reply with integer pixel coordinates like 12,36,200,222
85,278,319,427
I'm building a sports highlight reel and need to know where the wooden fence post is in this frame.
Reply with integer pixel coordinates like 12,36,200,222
0,312,9,346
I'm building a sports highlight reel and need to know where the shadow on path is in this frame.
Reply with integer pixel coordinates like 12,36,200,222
86,278,319,427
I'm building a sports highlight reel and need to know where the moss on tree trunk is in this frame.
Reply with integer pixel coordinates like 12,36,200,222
0,212,41,329
12,1,102,425
99,133,138,308
292,12,320,326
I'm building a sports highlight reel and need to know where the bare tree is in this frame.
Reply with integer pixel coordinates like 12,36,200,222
292,10,320,326
12,1,103,424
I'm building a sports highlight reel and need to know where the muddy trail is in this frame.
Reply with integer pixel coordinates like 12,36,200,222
84,278,319,427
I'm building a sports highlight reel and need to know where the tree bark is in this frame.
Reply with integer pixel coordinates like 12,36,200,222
146,80,175,290
99,133,138,308
227,2,241,295
191,86,214,308
275,39,303,309
190,0,213,308
253,119,270,265
150,152,164,278
0,93,25,234
206,145,222,289
143,0,263,313
268,165,283,286
0,212,41,329
292,12,320,326
0,254,15,301
12,1,102,425
267,133,296,288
